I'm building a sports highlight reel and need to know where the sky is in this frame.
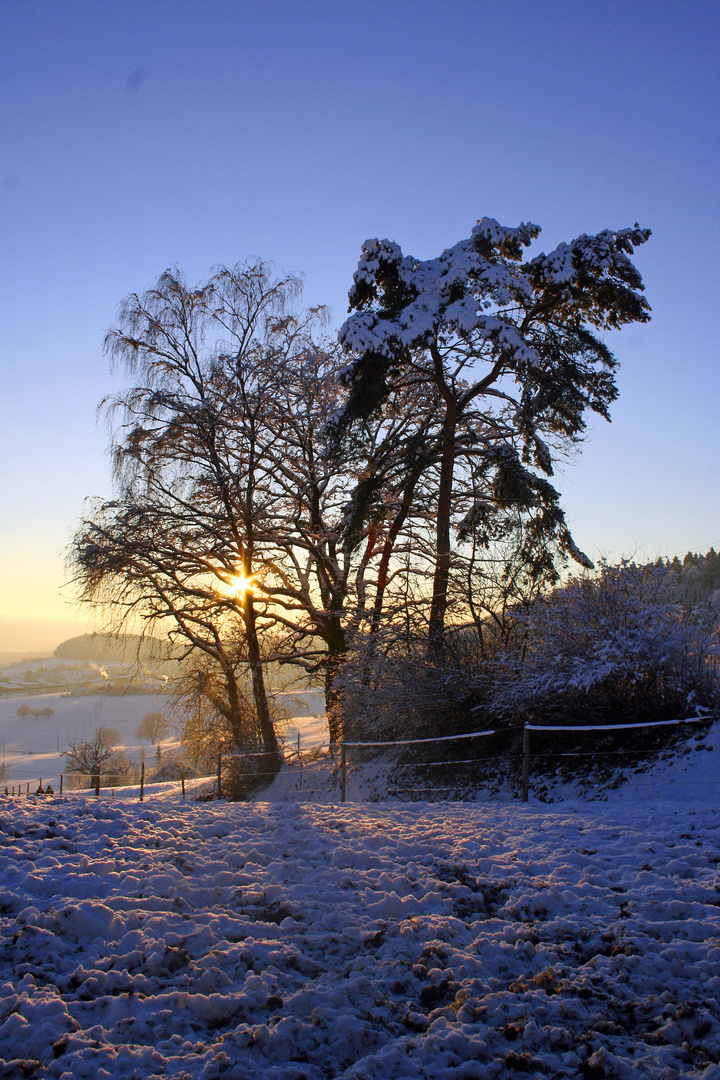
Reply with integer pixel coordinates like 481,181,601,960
0,0,718,652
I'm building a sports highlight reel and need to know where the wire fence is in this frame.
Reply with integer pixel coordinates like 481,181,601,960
0,733,335,802
524,717,708,732
2,714,717,805
339,714,718,804
518,713,716,802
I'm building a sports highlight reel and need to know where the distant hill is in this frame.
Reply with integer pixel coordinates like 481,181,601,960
54,633,170,662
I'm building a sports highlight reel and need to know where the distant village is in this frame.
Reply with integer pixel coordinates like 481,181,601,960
0,634,171,699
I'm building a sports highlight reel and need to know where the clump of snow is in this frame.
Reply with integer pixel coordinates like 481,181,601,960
340,220,649,364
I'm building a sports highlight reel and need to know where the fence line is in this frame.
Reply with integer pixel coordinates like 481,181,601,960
343,729,495,749
1,736,334,803
364,755,497,769
3,714,715,805
337,715,714,804
520,714,713,802
525,715,712,733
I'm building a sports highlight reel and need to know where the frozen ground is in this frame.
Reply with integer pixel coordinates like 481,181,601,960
0,795,719,1079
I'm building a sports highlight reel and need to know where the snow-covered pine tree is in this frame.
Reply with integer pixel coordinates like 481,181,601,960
333,218,652,652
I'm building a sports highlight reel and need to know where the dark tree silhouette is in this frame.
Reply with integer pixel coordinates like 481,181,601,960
63,728,128,788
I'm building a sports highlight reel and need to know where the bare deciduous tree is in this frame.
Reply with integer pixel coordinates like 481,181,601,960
69,259,440,750
136,711,170,745
255,354,440,741
63,727,129,787
69,262,314,773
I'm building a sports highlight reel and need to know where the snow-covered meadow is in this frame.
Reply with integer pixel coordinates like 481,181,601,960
0,687,327,793
1,791,719,1079
0,691,175,791
2,678,719,1077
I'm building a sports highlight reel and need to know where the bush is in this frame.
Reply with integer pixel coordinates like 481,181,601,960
151,758,199,782
488,560,720,727
221,752,279,801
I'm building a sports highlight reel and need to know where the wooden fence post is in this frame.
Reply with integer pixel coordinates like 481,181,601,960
340,743,346,803
59,774,63,795
139,761,145,802
217,752,222,798
522,727,530,803
181,775,185,799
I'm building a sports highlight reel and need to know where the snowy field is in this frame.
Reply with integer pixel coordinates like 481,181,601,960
0,689,327,792
1,795,719,1079
0,692,176,791
1,696,719,1077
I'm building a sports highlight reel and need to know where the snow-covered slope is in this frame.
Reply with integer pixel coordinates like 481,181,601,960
1,704,718,1075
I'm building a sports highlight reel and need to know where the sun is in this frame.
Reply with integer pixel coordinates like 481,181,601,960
226,573,254,597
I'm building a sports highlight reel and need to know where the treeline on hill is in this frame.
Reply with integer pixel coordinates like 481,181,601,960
66,216,720,790
54,633,170,663
663,549,720,609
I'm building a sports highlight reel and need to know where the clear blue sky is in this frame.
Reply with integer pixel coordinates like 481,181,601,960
1,0,718,648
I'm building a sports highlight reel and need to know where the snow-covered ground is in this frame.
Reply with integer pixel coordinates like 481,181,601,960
1,795,718,1079
1,701,719,1078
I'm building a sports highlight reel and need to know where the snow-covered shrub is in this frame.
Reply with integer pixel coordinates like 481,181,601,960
150,749,199,782
334,625,508,798
337,627,481,746
221,751,278,800
489,560,719,727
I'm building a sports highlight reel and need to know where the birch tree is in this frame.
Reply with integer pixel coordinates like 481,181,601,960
70,261,309,771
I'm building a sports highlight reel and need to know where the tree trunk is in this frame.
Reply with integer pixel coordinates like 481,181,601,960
428,404,457,655
370,459,426,634
242,591,282,775
222,668,244,746
323,616,346,746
